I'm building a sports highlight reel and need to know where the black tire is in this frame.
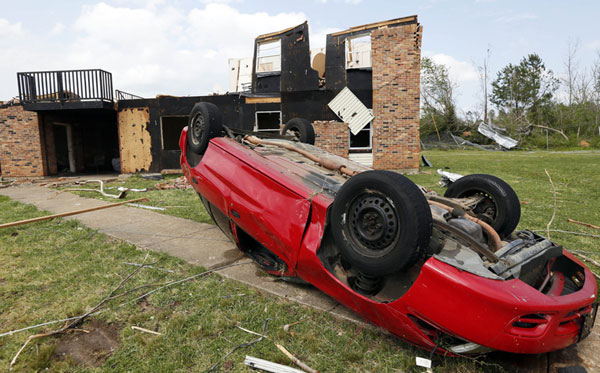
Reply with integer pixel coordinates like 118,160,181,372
330,171,432,276
444,174,521,239
187,102,223,155
281,118,315,145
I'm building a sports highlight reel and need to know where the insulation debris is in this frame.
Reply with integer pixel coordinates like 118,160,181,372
154,176,191,190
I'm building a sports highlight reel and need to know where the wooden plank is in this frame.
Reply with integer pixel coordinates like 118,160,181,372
330,15,417,37
256,22,306,40
0,197,147,229
118,107,153,173
245,96,281,104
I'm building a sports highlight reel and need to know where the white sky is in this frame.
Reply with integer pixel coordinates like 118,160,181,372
1,0,598,116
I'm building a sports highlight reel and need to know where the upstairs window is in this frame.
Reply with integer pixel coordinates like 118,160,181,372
256,39,281,73
345,34,371,69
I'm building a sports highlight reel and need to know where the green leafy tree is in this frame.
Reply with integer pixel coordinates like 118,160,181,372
491,54,559,124
420,57,458,134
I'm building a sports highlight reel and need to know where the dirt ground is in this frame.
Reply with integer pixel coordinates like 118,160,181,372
52,320,121,367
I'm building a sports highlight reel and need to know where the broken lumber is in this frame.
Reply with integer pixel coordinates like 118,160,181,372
0,197,147,229
568,219,600,230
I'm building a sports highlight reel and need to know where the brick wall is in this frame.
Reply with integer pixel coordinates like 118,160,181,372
0,105,46,177
371,23,422,171
313,120,348,158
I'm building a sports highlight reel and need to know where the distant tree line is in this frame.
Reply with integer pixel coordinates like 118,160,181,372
420,42,600,148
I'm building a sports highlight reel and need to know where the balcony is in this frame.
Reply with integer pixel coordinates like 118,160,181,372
17,69,114,111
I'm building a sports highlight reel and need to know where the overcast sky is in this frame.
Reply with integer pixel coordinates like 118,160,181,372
1,0,598,115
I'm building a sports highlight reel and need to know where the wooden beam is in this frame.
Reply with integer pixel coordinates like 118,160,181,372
0,197,148,229
330,15,418,37
256,22,306,40
245,96,281,104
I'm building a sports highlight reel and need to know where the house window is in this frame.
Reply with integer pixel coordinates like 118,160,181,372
349,121,372,151
254,111,282,133
345,34,371,69
256,39,281,73
161,116,188,150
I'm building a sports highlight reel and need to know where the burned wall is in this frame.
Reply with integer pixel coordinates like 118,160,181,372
371,22,422,171
0,105,46,177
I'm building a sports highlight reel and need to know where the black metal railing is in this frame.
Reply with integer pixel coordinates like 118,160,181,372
115,89,144,101
17,69,113,103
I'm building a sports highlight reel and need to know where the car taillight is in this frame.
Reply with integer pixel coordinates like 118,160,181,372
506,313,553,337
556,305,593,336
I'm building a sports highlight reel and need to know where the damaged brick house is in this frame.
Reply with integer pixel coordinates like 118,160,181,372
0,15,422,177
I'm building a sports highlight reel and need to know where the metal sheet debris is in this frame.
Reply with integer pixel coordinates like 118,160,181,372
328,87,374,135
437,169,464,187
478,123,518,149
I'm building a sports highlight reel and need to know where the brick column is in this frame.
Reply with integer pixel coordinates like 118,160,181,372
0,105,46,177
371,23,422,171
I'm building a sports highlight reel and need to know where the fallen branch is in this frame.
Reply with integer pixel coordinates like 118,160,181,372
123,262,174,273
1,261,253,340
10,254,150,369
531,229,600,239
567,219,600,231
544,169,557,239
276,344,319,373
533,124,569,140
131,326,162,336
207,318,271,372
571,251,600,268
0,197,147,229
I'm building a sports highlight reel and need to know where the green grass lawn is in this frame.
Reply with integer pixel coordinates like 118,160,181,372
0,195,499,372
407,150,600,274
57,174,213,224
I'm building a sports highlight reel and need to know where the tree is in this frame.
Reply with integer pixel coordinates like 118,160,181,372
490,54,559,123
420,57,458,132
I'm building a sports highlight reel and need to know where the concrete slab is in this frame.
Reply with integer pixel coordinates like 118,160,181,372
1,184,598,372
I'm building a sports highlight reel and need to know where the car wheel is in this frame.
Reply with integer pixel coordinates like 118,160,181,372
331,171,432,276
444,174,521,239
281,118,315,145
187,102,223,155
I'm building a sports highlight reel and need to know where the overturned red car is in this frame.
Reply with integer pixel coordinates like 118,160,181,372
180,102,597,356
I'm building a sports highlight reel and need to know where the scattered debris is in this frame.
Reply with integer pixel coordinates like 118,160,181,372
244,355,305,373
437,169,464,187
0,197,147,229
131,326,162,336
10,254,151,369
141,173,163,181
421,154,432,167
478,122,518,149
64,179,127,199
207,319,271,372
126,203,166,211
567,218,600,230
545,169,557,239
276,344,318,373
154,176,191,190
237,325,267,338
283,317,307,333
160,169,183,175
580,140,590,147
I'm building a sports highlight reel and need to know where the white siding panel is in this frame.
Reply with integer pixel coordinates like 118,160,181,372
328,87,374,135
349,153,373,167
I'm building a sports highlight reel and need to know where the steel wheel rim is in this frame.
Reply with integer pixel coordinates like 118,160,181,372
347,193,399,257
190,113,205,146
